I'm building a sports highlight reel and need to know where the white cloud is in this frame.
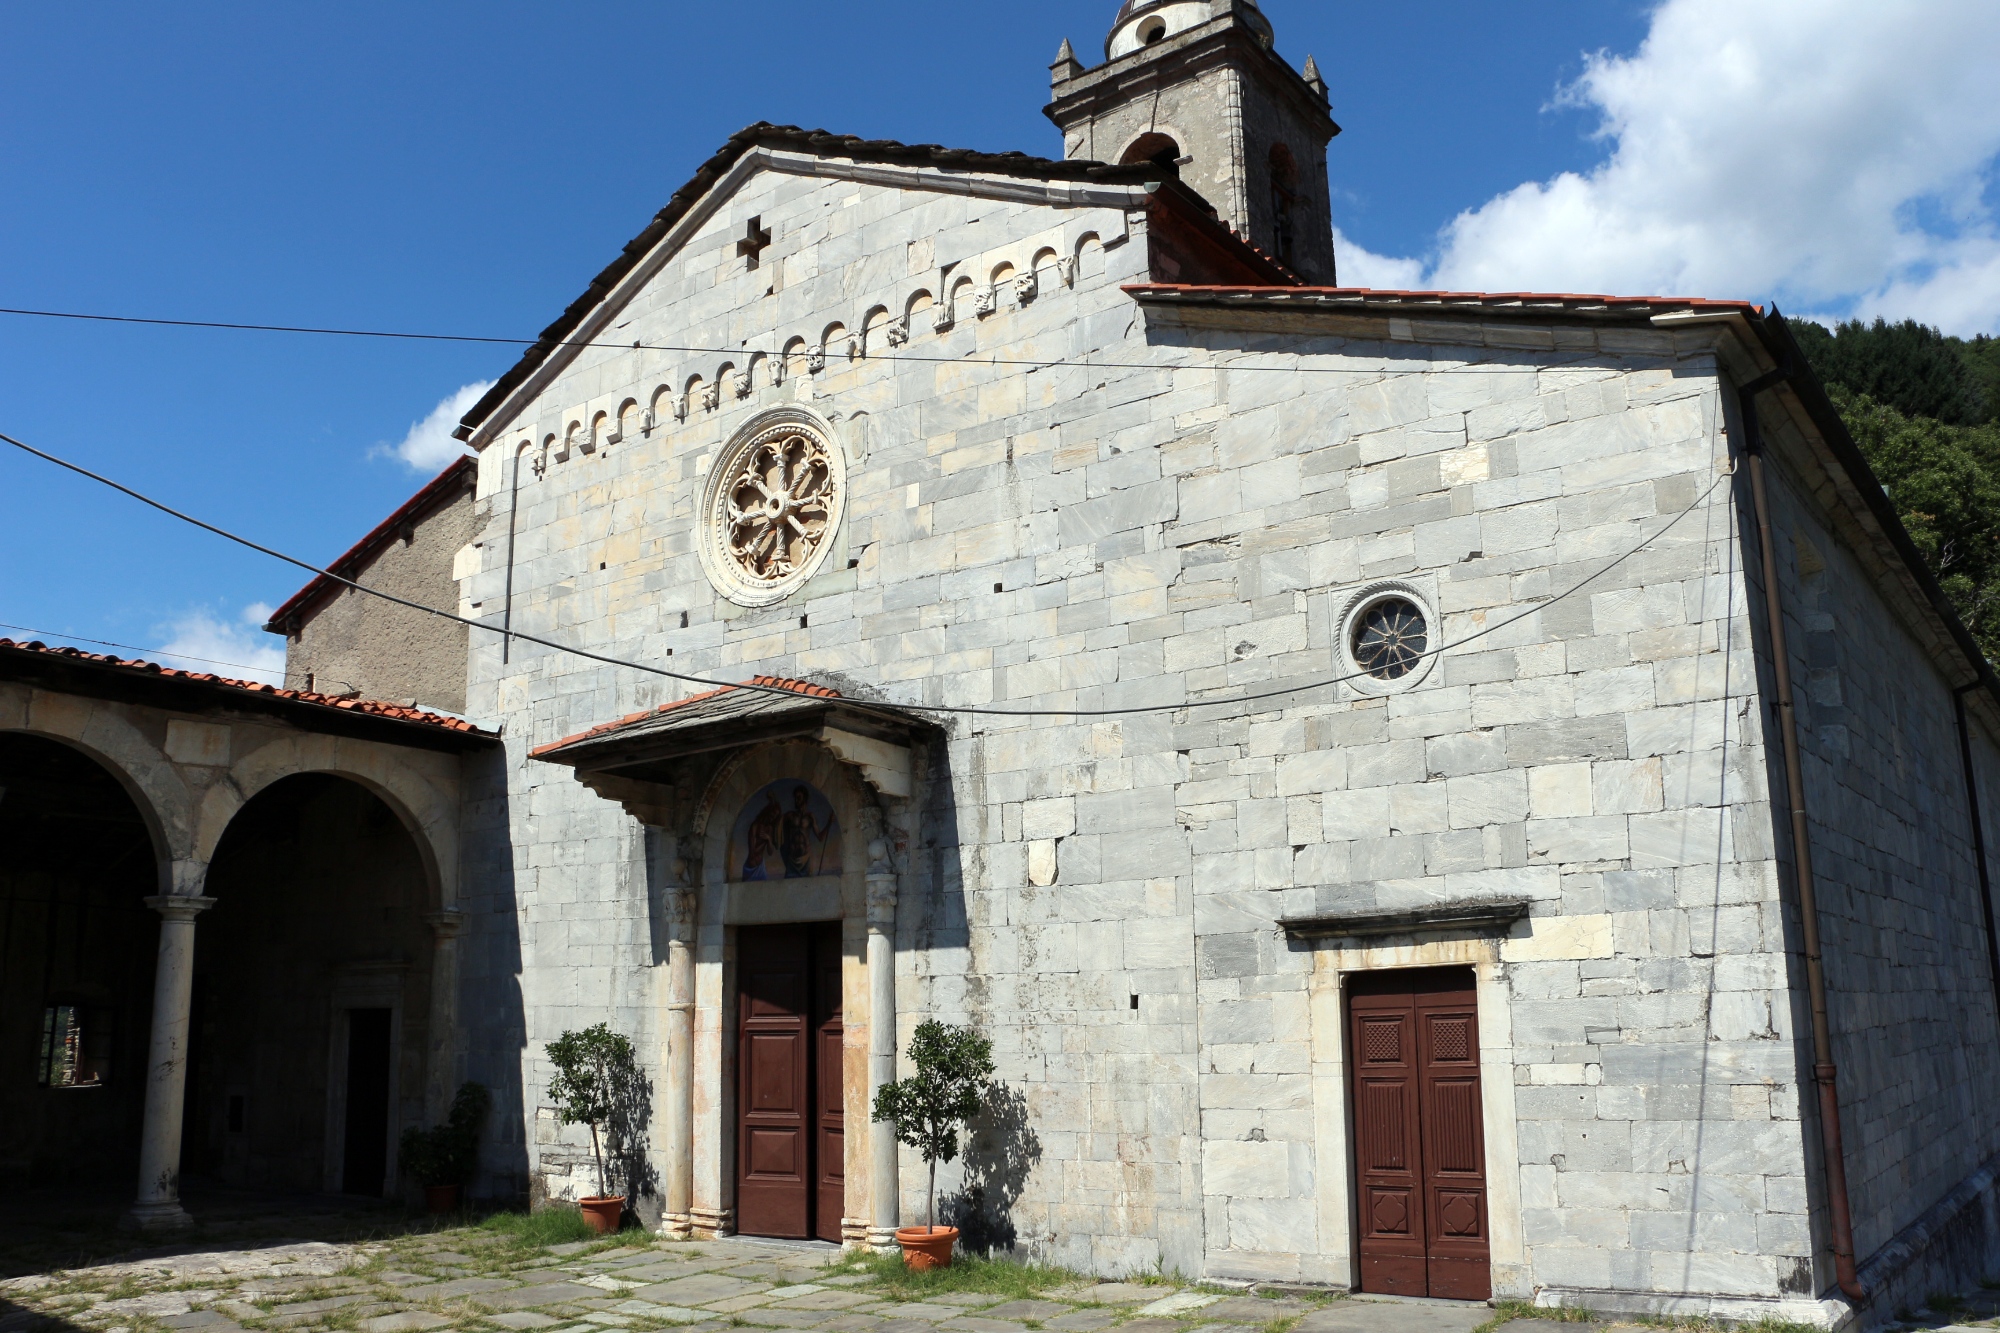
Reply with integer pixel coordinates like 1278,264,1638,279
1347,0,2000,335
154,603,287,686
380,382,491,472
1333,227,1427,291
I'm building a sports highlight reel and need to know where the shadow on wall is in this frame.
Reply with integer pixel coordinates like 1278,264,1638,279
608,1060,659,1216
943,1080,1044,1255
460,745,531,1204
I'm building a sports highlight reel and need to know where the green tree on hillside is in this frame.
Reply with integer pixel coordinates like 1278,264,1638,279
1793,318,1990,425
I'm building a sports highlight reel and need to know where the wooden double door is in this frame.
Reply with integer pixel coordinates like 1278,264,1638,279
1349,967,1491,1300
736,923,844,1241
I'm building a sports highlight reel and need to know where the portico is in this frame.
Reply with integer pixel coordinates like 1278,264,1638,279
530,675,934,1249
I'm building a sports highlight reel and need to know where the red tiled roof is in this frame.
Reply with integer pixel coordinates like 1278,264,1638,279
264,455,475,631
531,676,840,758
0,637,489,735
1124,283,1764,316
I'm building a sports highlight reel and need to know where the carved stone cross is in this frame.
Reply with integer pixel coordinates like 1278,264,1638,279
736,215,772,270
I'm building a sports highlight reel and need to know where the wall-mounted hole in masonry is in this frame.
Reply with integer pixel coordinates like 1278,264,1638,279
848,557,859,569
994,583,1004,594
599,562,606,571
1130,995,1139,1011
666,648,674,657
680,611,689,628
800,615,809,629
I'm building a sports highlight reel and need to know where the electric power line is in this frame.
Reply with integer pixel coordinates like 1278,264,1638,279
0,424,1732,722
0,302,1667,379
0,619,324,684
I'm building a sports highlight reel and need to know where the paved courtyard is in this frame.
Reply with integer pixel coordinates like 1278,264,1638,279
3,1215,1998,1333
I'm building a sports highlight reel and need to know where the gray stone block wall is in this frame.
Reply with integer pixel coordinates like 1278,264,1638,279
439,154,2000,1301
1750,401,2000,1281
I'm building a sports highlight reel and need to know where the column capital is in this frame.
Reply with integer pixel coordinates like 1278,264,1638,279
144,895,216,922
865,874,897,929
424,909,468,939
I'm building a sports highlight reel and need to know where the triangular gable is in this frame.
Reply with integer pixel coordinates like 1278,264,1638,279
452,121,1295,447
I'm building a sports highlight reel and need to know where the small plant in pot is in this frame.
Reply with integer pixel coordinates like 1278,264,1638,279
545,1023,640,1234
400,1081,490,1214
871,1019,994,1270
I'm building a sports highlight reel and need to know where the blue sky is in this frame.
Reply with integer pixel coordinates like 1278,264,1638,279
2,0,1995,685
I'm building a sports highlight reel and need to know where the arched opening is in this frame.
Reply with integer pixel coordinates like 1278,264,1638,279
0,733,160,1187
1139,16,1167,44
186,773,434,1198
1122,132,1182,174
1269,142,1300,265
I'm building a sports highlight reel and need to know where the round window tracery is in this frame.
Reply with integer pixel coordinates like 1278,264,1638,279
698,412,846,606
1351,596,1429,681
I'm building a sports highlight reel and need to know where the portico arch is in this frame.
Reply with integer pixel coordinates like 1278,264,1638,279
3,703,193,877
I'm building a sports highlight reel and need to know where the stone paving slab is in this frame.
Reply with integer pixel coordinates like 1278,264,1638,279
1295,1304,1489,1333
1202,1301,1303,1323
1045,1310,1116,1332
1077,1287,1158,1307
480,1283,603,1310
1186,1322,1260,1333
159,1314,239,1330
778,1292,878,1312
870,1305,966,1323
736,1311,837,1329
1137,1296,1220,1318
939,1318,1028,1333
979,1303,1070,1322
487,1314,564,1329
396,1278,519,1299
361,1314,455,1333
635,1275,771,1303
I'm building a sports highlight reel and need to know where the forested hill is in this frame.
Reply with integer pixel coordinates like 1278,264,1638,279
1794,319,2000,660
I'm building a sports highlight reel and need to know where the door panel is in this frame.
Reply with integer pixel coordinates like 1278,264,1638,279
1349,968,1490,1300
1416,975,1490,1300
737,927,810,1238
1349,981,1426,1295
341,1008,392,1197
813,924,845,1242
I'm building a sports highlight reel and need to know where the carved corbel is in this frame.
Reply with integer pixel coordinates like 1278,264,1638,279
1058,256,1077,288
701,382,720,412
932,305,955,334
973,286,997,318
819,726,912,799
1015,271,1039,304
807,346,827,374
885,318,910,348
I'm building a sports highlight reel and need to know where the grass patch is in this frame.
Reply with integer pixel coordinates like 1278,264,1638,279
476,1208,602,1252
1474,1299,1595,1333
824,1250,1086,1302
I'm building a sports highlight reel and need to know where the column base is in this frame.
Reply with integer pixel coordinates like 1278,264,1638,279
660,1212,694,1241
866,1225,900,1253
689,1207,733,1239
121,1200,194,1232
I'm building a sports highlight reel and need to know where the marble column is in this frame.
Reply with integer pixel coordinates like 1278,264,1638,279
125,881,215,1232
866,848,900,1251
662,881,697,1239
422,910,466,1123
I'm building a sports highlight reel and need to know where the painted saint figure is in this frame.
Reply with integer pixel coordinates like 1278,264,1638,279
740,792,784,880
780,783,835,877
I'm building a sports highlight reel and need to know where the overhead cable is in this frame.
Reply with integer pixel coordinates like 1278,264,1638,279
1,425,1729,722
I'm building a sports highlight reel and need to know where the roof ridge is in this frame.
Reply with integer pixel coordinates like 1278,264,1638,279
528,674,843,757
0,637,487,734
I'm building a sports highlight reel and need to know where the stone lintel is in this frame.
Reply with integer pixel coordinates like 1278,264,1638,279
1279,898,1531,940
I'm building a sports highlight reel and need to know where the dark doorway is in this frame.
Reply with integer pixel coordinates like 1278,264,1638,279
1349,967,1490,1300
736,922,842,1241
341,1007,392,1196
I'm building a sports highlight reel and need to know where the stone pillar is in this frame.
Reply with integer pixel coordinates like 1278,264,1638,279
423,910,466,1123
125,881,215,1232
662,882,697,1239
866,849,900,1251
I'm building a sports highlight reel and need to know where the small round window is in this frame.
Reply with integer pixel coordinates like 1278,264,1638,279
1352,597,1429,681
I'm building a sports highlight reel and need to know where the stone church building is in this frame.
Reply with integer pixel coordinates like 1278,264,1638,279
10,1,2000,1326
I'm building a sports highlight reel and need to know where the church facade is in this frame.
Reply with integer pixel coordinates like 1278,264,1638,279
16,1,2000,1327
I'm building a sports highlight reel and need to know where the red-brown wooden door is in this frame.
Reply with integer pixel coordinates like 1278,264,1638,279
736,923,843,1241
1349,967,1490,1300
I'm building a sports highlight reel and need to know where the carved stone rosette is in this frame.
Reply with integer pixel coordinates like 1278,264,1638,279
696,410,847,608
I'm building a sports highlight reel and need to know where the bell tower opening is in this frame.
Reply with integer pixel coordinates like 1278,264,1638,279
1045,0,1342,284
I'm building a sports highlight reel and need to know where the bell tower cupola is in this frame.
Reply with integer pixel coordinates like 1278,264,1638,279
1046,0,1340,282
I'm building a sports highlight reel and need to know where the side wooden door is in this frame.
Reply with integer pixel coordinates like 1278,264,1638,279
1349,967,1490,1300
737,925,811,1238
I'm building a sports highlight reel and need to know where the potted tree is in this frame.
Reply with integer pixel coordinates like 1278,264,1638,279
400,1081,491,1214
871,1020,995,1270
545,1024,639,1234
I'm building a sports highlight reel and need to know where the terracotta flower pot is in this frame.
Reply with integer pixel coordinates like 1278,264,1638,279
895,1225,958,1270
424,1184,462,1215
579,1195,625,1234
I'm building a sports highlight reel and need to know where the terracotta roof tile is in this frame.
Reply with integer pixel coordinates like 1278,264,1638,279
0,637,489,735
530,676,840,758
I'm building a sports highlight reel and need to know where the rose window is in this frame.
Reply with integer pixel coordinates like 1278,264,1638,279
699,413,846,606
1352,597,1428,681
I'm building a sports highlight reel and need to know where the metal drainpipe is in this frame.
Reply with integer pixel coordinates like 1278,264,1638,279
1952,685,2000,1023
1737,366,1867,1302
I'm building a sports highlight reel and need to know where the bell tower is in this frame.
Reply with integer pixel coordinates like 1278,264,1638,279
1045,0,1340,283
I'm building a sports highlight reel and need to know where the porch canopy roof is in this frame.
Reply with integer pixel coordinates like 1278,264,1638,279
529,675,936,795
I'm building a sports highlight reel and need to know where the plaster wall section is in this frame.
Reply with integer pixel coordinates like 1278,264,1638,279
283,481,477,715
1750,394,2000,1289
